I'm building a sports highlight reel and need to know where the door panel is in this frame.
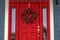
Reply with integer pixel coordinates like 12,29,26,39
18,3,40,40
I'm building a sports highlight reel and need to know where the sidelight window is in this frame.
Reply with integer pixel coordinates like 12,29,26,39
43,7,47,40
11,7,16,40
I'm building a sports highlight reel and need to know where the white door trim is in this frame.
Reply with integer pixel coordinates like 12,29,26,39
50,0,54,40
4,0,9,40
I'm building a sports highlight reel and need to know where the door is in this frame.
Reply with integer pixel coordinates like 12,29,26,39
8,1,50,40
18,2,40,40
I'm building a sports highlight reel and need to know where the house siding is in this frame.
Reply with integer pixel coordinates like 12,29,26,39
0,0,5,40
0,0,60,40
54,0,60,40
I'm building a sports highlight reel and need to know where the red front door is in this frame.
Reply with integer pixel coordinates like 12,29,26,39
8,1,50,40
19,2,40,40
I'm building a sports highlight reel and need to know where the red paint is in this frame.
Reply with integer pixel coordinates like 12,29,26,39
19,2,40,40
8,0,50,40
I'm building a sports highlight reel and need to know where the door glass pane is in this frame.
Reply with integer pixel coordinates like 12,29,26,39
12,7,16,40
43,7,47,40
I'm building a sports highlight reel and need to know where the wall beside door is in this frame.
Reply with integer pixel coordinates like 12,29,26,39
0,0,5,40
54,0,60,40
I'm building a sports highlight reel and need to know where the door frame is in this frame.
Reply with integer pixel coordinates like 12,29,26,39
8,2,50,40
4,0,54,40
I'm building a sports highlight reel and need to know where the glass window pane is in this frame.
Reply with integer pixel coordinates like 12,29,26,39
43,7,47,40
12,7,16,40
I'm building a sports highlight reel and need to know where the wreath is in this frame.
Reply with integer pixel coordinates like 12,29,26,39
22,8,37,24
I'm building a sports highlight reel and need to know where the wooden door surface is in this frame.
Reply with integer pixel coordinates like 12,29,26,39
18,2,40,40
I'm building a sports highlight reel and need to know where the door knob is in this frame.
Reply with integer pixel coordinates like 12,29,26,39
38,25,40,38
38,25,40,33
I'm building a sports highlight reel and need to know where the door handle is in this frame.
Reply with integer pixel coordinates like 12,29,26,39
38,25,40,37
38,25,40,33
